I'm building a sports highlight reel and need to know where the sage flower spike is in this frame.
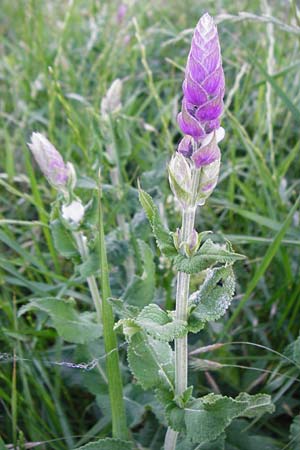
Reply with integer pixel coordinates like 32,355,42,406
178,13,225,139
28,132,70,190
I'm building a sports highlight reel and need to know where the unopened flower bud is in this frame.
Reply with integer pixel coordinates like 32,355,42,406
61,200,85,226
101,79,123,117
116,3,127,24
197,158,221,206
28,133,69,190
168,152,193,208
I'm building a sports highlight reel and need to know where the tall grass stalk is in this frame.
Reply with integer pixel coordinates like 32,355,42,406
97,171,128,440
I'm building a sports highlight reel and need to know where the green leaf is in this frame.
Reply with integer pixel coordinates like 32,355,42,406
108,298,140,319
174,239,245,274
138,186,177,257
19,297,102,344
50,218,78,258
78,251,99,278
290,414,300,450
122,240,155,307
183,393,274,444
136,304,187,341
189,266,235,325
177,434,225,450
75,437,132,450
127,330,174,391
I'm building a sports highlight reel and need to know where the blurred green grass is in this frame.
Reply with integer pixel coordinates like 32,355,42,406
1,0,300,448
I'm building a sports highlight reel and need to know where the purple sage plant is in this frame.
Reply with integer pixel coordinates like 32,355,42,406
165,13,226,449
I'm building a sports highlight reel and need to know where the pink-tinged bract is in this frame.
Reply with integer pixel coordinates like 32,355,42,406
177,13,225,140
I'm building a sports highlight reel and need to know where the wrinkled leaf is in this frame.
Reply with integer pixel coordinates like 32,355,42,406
167,392,274,444
174,239,245,274
184,392,274,444
188,265,235,325
136,303,187,341
127,330,174,391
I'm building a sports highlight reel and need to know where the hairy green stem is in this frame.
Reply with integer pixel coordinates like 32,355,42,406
97,174,128,440
73,231,102,323
165,168,200,450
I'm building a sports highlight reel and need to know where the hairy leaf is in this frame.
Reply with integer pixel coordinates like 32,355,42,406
183,392,274,444
174,239,245,274
75,438,132,450
122,240,155,307
50,219,78,258
137,304,187,341
188,266,235,325
127,330,174,391
19,297,102,344
138,187,177,257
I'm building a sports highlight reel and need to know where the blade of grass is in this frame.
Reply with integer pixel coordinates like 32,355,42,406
97,170,128,441
223,195,300,335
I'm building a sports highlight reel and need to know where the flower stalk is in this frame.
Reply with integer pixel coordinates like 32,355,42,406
73,231,102,322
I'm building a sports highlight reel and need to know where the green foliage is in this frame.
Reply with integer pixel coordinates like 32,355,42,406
290,414,300,450
138,186,177,257
122,240,155,307
168,393,274,444
19,297,102,344
226,419,281,450
77,250,99,278
50,218,78,258
188,265,235,326
75,438,132,450
136,303,187,341
2,0,299,447
174,239,245,274
126,330,174,391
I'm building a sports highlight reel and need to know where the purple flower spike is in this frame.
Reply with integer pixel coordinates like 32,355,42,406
28,133,70,190
178,13,225,139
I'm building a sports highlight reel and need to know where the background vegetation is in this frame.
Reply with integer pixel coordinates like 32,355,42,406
1,0,300,448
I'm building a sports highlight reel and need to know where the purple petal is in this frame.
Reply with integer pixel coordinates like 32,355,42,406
205,118,221,133
203,46,221,73
202,66,225,96
183,74,207,105
196,95,223,122
186,51,207,82
178,135,193,157
192,134,220,168
177,100,206,139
